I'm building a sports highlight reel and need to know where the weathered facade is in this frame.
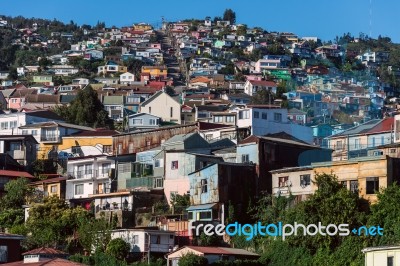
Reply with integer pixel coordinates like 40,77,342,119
112,124,198,155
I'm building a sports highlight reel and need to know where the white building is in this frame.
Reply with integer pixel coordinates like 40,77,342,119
243,80,277,96
66,155,114,202
232,105,313,144
362,246,400,266
120,72,135,85
111,229,175,254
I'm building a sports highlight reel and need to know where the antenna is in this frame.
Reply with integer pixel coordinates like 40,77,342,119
369,0,373,38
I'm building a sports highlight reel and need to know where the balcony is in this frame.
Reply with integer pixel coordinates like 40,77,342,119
40,135,60,143
126,176,164,190
67,170,111,180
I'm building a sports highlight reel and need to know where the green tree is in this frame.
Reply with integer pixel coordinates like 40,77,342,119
249,89,275,105
77,215,113,254
1,178,33,209
26,196,89,249
223,9,236,25
236,24,248,36
106,238,130,261
123,58,145,80
170,194,190,214
55,86,111,128
178,253,208,266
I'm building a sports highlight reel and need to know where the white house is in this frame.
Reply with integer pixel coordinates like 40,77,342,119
65,155,114,203
232,105,313,144
120,72,135,85
140,91,181,124
111,229,176,254
243,80,277,96
362,246,400,266
0,110,63,136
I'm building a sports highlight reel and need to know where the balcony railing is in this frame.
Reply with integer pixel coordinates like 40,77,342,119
40,136,60,143
95,202,132,213
126,176,163,189
67,169,110,180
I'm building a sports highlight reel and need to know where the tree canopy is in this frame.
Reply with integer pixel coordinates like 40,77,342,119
223,9,236,25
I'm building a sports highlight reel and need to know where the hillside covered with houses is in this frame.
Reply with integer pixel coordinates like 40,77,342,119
1,10,400,266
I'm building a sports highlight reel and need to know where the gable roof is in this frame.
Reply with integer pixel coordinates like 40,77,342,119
0,170,34,179
328,119,382,138
140,90,179,106
248,80,277,87
128,112,161,119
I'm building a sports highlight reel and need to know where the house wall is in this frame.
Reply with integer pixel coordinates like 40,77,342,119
59,136,113,155
113,124,197,155
312,157,394,203
236,143,259,164
140,93,181,123
365,249,400,266
111,230,175,253
0,238,22,263
271,169,314,200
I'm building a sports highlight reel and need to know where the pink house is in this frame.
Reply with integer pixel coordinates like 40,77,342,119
7,89,37,109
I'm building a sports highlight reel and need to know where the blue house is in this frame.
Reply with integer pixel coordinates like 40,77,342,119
187,162,256,226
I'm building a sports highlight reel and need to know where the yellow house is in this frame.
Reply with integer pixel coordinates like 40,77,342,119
19,122,96,159
141,66,168,79
132,23,153,31
312,155,400,203
57,129,118,157
31,176,67,200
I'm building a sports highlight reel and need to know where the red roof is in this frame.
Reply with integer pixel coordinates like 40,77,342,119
249,80,277,87
182,246,259,256
4,258,84,266
247,104,282,109
0,170,34,179
23,247,67,256
368,117,394,134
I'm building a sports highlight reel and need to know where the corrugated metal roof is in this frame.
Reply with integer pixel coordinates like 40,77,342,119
186,203,216,211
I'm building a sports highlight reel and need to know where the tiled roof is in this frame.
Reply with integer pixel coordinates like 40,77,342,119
176,246,259,256
367,117,394,134
0,170,34,179
248,80,277,87
4,258,84,266
23,248,67,256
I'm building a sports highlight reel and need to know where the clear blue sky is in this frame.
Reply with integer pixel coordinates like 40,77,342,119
2,0,399,43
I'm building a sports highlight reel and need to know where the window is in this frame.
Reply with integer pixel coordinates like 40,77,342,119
72,146,80,154
0,246,8,263
350,180,358,193
171,161,178,169
199,211,212,220
336,141,343,150
154,177,163,188
253,111,259,119
296,115,304,121
341,181,347,188
188,212,194,220
274,113,282,122
366,177,379,194
201,179,208,193
10,121,17,128
31,130,38,136
391,148,396,153
225,116,235,123
354,138,360,149
10,142,21,151
151,235,161,244
75,184,84,195
132,235,139,245
50,185,57,193
22,130,28,135
279,176,289,187
262,112,267,120
300,174,311,187
170,107,173,118
388,256,394,266
238,110,249,119
132,119,143,125
0,122,8,130
103,145,112,154
155,159,163,167
149,119,157,125
149,107,151,114
214,116,223,123
241,154,249,163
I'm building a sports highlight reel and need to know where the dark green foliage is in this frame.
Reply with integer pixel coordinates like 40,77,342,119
106,238,130,261
249,88,275,105
70,251,128,266
170,194,190,214
178,253,208,266
223,9,236,25
53,85,112,128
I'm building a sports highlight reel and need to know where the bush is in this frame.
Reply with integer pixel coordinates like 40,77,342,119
179,253,208,266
